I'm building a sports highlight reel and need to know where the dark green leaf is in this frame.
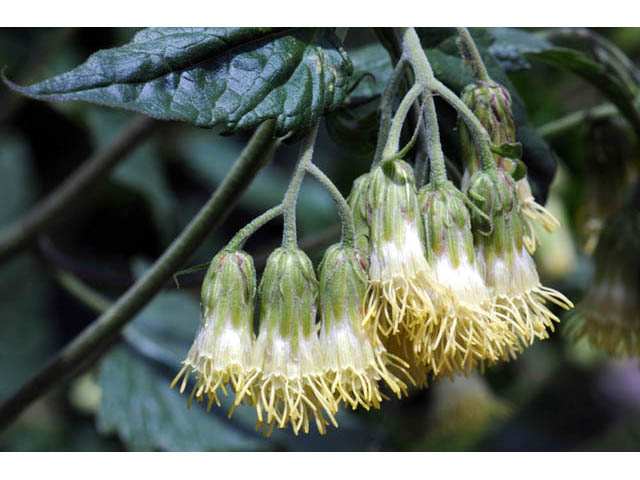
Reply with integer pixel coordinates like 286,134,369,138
4,28,354,137
0,133,57,402
524,48,640,135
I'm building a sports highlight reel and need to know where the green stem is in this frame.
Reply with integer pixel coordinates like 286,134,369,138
306,163,355,248
54,270,111,314
225,203,284,251
282,122,320,248
456,27,490,83
433,78,495,171
382,83,423,160
0,115,156,266
399,28,448,186
399,28,494,172
0,120,277,432
373,55,409,166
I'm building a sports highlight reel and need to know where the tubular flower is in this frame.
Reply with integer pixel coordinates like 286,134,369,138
253,247,337,436
364,159,435,338
467,169,573,354
565,199,640,357
318,244,410,410
459,81,559,254
347,173,372,256
171,250,259,413
416,181,514,377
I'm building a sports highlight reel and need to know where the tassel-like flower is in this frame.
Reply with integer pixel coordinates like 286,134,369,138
459,81,559,254
253,247,337,436
171,250,259,413
364,160,435,338
318,244,410,410
467,169,573,354
565,197,640,356
416,180,514,376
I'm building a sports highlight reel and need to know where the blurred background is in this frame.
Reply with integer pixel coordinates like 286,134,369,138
0,27,639,452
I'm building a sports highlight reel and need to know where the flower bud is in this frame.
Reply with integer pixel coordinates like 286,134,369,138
565,190,640,356
346,173,372,256
364,160,435,338
171,250,259,413
467,169,573,355
318,244,410,409
459,81,559,253
417,180,513,376
460,82,516,185
253,247,337,436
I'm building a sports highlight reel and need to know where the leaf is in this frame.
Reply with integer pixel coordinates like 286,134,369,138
0,133,57,402
4,28,354,137
525,48,640,134
489,28,640,136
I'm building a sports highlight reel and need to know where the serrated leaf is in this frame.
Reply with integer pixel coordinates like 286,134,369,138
4,28,354,137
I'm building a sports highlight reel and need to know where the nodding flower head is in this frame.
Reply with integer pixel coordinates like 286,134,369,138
253,247,337,436
347,173,372,256
416,180,513,377
318,244,411,410
364,159,435,338
459,81,559,254
467,169,573,356
171,250,259,413
565,197,640,357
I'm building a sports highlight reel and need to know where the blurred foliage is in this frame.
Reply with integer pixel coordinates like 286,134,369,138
1,27,640,452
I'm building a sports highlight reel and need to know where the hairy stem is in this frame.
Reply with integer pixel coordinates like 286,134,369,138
225,203,284,251
399,28,495,172
0,115,156,265
0,120,277,432
456,27,490,83
399,28,448,186
281,123,320,248
306,163,355,248
382,83,423,160
373,55,409,166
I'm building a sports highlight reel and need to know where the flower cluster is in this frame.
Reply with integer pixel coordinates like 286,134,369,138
171,77,574,437
172,244,409,436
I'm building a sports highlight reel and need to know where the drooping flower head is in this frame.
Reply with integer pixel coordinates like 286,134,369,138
364,159,435,338
171,250,259,413
416,180,514,376
565,188,640,356
347,173,372,256
467,168,573,355
253,247,337,436
459,81,559,254
318,243,410,410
